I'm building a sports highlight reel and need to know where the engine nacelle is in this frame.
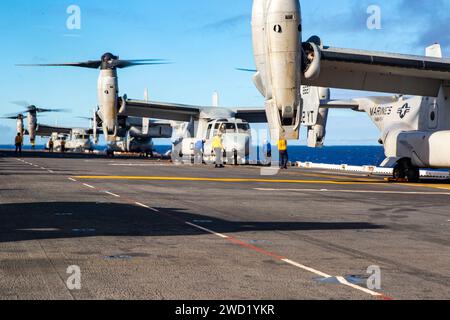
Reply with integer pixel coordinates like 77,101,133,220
27,112,37,144
267,0,301,121
302,41,321,81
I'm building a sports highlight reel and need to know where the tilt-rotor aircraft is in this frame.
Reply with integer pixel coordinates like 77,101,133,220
319,44,450,182
245,0,450,180
1,102,68,148
18,53,168,143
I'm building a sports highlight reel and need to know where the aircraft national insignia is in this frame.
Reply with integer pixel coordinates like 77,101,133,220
397,103,411,119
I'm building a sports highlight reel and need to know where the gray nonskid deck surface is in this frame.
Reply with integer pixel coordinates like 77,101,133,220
0,150,449,300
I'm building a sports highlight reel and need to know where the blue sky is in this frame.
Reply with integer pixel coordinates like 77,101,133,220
0,0,448,145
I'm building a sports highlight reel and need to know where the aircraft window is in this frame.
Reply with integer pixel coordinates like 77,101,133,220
223,123,236,133
237,123,250,133
206,124,212,138
430,111,436,121
273,25,282,33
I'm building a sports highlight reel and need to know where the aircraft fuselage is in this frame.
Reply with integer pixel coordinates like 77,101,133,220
252,0,302,140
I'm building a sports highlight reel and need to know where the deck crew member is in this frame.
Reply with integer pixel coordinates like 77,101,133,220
194,139,204,165
60,139,66,153
278,138,288,170
15,133,23,155
48,140,54,152
212,134,224,168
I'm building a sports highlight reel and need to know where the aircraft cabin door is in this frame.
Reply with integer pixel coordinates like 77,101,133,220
428,102,438,129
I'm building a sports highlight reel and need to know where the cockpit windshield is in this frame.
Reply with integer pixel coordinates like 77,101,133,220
222,123,236,133
237,123,250,133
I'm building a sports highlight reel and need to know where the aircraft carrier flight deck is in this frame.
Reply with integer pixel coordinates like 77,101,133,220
0,150,449,300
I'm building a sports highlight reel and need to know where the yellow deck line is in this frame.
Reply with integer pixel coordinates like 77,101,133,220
72,175,450,191
73,176,386,186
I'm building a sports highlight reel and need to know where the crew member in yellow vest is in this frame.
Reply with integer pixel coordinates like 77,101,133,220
212,134,224,168
278,138,289,169
60,139,66,153
15,133,23,155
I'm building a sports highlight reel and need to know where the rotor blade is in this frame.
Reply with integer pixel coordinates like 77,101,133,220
1,116,20,120
35,108,70,113
2,113,26,119
236,68,257,72
113,60,171,69
11,101,31,108
17,61,102,69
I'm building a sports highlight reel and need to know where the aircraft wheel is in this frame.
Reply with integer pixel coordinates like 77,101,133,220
393,164,406,179
406,167,420,183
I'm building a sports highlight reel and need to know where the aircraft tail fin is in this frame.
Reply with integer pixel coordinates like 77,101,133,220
426,43,442,58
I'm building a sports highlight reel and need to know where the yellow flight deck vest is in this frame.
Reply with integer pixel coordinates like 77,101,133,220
212,136,223,149
278,139,287,151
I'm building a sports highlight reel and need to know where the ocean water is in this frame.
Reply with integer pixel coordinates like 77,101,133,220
1,145,385,167
155,145,386,166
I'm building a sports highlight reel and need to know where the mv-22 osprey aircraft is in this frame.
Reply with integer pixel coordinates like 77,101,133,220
245,0,450,181
1,102,68,148
18,54,173,155
321,44,450,182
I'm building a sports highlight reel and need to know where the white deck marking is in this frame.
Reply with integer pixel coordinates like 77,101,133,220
281,259,332,278
185,221,389,298
185,222,229,239
82,183,95,189
255,188,450,196
336,276,383,297
48,170,54,173
135,201,150,208
105,191,121,198
68,178,77,182
134,202,159,212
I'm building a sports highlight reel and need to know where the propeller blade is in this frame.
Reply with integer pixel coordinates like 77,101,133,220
113,59,171,69
35,108,70,113
17,61,102,69
11,101,31,108
1,116,20,120
236,68,257,72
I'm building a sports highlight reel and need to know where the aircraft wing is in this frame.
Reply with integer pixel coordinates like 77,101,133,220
36,124,72,137
305,46,450,97
320,100,360,110
234,108,267,123
120,98,201,122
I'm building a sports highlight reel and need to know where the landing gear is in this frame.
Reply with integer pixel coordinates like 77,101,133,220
106,150,114,158
393,159,420,183
406,167,420,183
